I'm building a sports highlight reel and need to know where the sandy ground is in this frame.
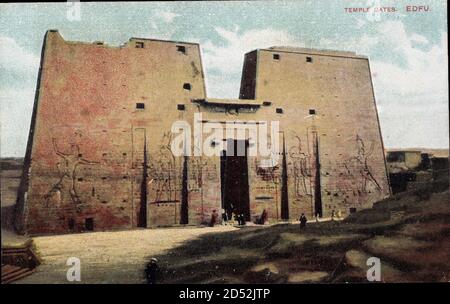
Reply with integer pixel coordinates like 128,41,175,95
16,226,237,284
0,159,238,284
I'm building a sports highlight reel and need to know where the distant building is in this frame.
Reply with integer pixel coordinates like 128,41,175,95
386,149,449,194
386,150,423,173
15,30,390,234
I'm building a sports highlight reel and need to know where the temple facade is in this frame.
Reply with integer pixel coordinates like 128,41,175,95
15,30,390,234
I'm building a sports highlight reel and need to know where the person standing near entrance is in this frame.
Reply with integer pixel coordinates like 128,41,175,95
240,213,246,226
260,209,268,225
210,210,219,227
299,213,307,229
221,208,228,225
145,258,159,284
235,213,246,226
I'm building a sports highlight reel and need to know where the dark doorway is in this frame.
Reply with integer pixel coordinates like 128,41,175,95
280,134,289,220
138,135,148,228
180,156,189,224
220,139,250,221
313,133,323,217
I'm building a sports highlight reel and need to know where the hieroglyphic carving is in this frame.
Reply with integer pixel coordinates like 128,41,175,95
255,165,279,182
335,135,382,202
253,157,280,185
349,135,382,192
46,135,99,207
188,157,206,190
148,132,183,204
288,135,312,198
187,157,218,191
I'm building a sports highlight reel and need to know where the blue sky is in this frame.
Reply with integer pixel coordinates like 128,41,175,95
0,1,448,156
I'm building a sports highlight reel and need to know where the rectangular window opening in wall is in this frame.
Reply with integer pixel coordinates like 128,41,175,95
183,83,191,90
309,109,316,115
85,218,94,231
306,56,313,63
135,42,144,48
176,45,186,54
276,108,283,114
273,54,280,60
177,104,186,111
136,103,145,109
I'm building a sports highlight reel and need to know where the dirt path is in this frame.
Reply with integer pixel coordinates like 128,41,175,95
16,226,237,284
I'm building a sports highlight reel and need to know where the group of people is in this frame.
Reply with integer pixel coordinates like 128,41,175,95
211,209,343,228
234,213,246,226
210,208,270,227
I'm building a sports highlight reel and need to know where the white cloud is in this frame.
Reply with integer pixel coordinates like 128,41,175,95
0,88,35,157
321,20,447,100
204,74,240,99
0,36,40,75
319,20,448,148
372,28,449,149
158,10,180,23
410,33,429,45
202,27,303,75
150,9,180,28
320,33,379,56
197,27,304,98
145,9,179,38
372,31,447,99
0,37,39,156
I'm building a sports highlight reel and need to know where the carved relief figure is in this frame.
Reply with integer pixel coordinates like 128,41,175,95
47,135,99,206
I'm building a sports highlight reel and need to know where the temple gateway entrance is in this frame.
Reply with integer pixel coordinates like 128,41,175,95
220,139,250,221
